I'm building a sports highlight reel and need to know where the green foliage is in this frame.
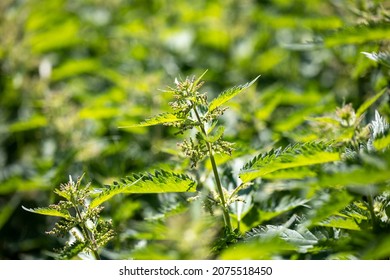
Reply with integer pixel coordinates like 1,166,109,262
23,175,114,259
208,75,260,112
120,73,258,232
22,206,72,219
90,170,197,207
240,141,341,183
120,113,184,128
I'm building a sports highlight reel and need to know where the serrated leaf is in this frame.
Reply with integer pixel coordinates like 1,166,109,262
118,113,183,128
262,167,317,180
208,75,260,112
246,225,320,252
361,51,390,69
90,170,197,207
318,217,360,231
22,206,72,219
356,88,387,118
193,69,208,86
258,196,309,223
239,141,340,183
370,110,389,140
54,188,71,201
58,240,88,260
307,190,354,227
201,126,225,143
311,150,390,191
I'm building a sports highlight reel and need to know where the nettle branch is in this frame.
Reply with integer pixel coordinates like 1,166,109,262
122,71,260,232
23,174,114,259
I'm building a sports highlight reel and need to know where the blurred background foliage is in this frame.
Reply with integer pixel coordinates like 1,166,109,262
0,0,389,259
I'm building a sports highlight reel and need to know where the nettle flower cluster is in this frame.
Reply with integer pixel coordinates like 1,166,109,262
23,174,114,259
165,73,234,167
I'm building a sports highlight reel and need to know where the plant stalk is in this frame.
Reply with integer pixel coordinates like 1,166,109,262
74,204,101,260
193,106,233,232
207,143,233,231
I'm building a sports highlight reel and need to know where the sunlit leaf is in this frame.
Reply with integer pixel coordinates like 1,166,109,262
90,170,197,207
209,75,260,112
9,115,47,132
58,240,88,260
118,113,183,128
373,134,390,150
356,88,388,118
318,217,361,231
325,24,390,47
21,206,72,219
240,141,341,183
52,59,100,81
219,237,295,260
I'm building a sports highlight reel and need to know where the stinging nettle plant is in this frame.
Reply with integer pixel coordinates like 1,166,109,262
22,174,115,260
23,70,390,259
121,70,260,233
23,72,260,258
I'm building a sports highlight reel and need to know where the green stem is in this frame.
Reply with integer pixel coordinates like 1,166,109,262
192,106,233,232
367,191,378,233
74,205,101,260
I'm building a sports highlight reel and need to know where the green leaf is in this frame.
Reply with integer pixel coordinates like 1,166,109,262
208,75,260,112
255,94,282,121
201,126,225,143
90,170,197,207
29,20,81,53
274,104,330,132
258,196,309,223
245,224,320,253
51,59,100,81
22,206,72,219
239,141,340,183
219,237,295,260
9,115,47,132
356,88,387,118
236,196,309,233
307,190,354,227
58,240,88,260
53,188,71,201
318,217,361,231
193,69,208,86
325,24,390,47
361,51,390,69
262,167,317,180
118,113,183,128
316,165,390,188
79,107,119,120
0,177,50,195
306,116,340,126
373,133,390,150
363,235,390,260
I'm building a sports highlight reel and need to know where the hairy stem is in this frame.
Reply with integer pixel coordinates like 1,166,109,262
193,106,233,232
73,204,101,260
